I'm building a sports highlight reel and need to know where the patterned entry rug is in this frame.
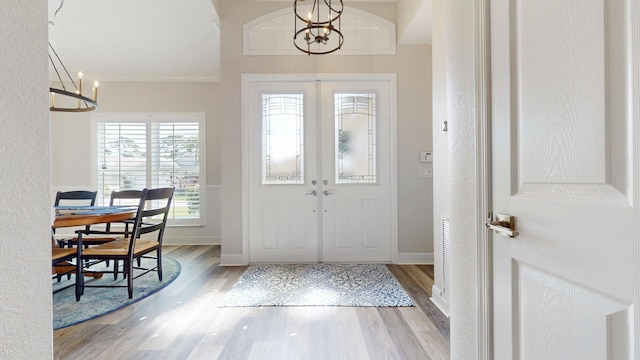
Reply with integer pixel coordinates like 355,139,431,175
220,264,414,307
53,257,180,330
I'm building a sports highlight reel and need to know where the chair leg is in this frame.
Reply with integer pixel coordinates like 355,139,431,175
126,259,134,299
113,260,119,280
157,248,163,281
75,259,83,301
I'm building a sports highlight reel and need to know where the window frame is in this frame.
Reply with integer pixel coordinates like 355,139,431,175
91,112,207,226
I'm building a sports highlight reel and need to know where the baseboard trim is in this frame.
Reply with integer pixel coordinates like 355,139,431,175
395,252,434,264
430,285,450,317
220,254,246,266
163,236,220,246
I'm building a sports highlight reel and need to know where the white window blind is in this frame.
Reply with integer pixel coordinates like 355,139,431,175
95,114,205,225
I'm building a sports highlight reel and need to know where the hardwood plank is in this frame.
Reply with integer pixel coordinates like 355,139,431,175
54,245,449,360
355,307,403,359
387,264,450,340
398,307,450,359
377,308,433,360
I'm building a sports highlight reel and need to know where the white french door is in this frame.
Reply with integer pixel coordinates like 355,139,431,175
243,75,396,263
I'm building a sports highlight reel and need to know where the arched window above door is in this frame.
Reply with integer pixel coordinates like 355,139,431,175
243,6,396,56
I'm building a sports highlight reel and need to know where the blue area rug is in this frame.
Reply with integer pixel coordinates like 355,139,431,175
220,264,414,307
53,257,180,330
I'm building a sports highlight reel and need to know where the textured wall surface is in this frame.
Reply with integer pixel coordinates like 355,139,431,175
0,1,53,359
430,0,450,315
444,0,480,358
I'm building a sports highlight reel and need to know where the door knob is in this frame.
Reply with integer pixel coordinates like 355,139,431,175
322,190,334,196
485,213,519,238
306,190,317,196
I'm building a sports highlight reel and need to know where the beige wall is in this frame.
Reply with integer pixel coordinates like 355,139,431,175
50,82,222,245
217,0,433,262
0,1,53,358
51,82,220,185
49,1,434,260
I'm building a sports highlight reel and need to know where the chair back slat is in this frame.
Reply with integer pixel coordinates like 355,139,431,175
138,223,164,235
109,190,143,206
55,190,97,206
104,190,143,233
142,208,167,218
128,188,174,253
54,190,98,234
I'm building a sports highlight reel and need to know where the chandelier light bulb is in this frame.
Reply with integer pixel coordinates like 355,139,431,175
93,81,99,102
293,0,344,55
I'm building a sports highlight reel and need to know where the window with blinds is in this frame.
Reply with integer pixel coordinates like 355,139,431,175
95,113,205,224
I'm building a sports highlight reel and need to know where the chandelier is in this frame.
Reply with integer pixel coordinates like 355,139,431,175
293,0,344,55
49,43,99,112
49,0,98,112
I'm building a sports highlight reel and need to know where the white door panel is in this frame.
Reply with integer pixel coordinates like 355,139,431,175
490,0,639,358
247,81,319,263
320,81,392,262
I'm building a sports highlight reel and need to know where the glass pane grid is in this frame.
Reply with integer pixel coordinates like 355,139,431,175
262,93,304,185
97,123,148,205
335,93,377,184
97,118,202,219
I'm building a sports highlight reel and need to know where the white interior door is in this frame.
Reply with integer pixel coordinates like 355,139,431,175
490,1,639,359
245,76,395,263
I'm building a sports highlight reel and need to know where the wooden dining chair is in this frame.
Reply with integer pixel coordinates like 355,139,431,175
69,189,143,249
52,190,98,248
78,187,174,299
52,235,83,301
52,190,97,282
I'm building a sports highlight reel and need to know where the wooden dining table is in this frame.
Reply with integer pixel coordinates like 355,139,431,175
52,205,138,299
52,205,138,229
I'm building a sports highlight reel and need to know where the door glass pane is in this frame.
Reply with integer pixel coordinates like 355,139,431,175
335,93,377,184
262,93,304,184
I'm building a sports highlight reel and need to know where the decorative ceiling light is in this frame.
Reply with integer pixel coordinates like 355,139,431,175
293,0,344,55
49,43,99,112
48,0,98,112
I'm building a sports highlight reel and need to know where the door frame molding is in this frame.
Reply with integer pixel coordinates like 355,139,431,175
240,73,398,265
475,0,492,357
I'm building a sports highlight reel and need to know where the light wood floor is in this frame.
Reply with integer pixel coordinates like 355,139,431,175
54,245,450,360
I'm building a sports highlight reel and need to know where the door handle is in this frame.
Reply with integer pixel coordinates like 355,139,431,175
322,190,334,196
485,213,519,238
306,190,317,196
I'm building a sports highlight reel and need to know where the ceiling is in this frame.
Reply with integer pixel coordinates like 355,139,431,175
48,0,430,83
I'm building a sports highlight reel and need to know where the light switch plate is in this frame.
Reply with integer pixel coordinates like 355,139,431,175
419,168,433,179
420,151,433,163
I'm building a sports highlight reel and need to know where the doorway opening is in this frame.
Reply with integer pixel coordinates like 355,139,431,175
241,74,398,264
